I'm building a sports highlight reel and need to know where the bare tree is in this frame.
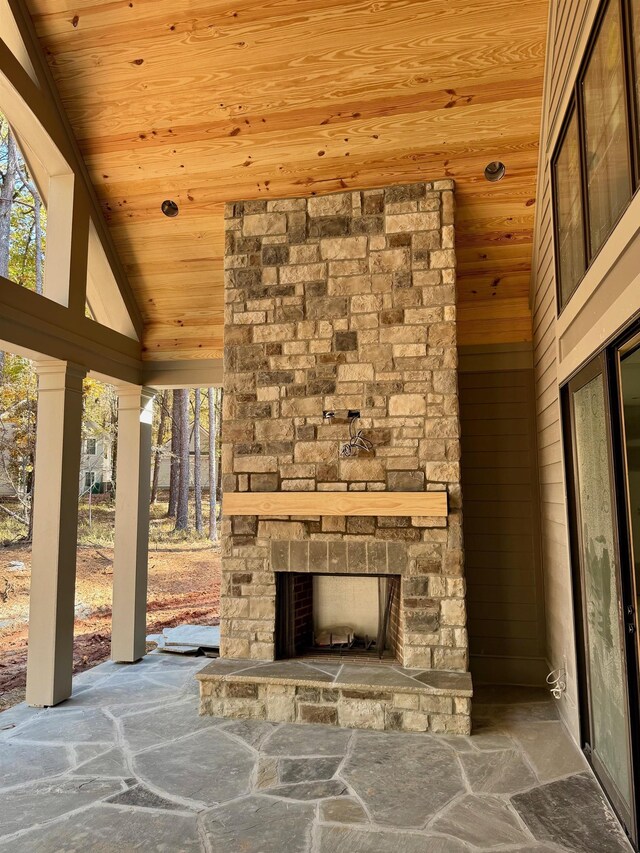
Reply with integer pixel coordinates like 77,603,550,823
175,388,190,531
0,122,18,380
151,390,168,505
208,387,219,541
19,171,44,296
194,388,203,534
0,122,17,278
168,390,180,517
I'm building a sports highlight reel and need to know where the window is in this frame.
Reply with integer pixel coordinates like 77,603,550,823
84,471,95,489
85,438,96,455
582,0,631,255
553,0,640,312
554,109,586,304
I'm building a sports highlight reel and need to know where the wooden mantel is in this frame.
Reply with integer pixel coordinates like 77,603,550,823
224,491,448,517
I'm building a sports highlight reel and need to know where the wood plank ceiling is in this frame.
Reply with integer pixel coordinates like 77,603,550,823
26,0,548,361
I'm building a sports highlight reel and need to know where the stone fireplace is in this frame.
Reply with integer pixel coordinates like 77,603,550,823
197,180,472,734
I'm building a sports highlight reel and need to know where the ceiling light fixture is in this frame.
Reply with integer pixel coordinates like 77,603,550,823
161,199,179,217
484,161,506,182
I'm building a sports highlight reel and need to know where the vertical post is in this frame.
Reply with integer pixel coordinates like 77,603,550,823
26,360,86,707
111,386,154,663
44,175,90,313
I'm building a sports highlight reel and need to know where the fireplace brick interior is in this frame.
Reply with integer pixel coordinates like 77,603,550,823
276,572,403,661
202,179,472,734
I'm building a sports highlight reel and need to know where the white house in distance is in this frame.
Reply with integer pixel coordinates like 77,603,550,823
79,422,113,495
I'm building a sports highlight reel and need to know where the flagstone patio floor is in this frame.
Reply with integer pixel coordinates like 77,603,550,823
0,653,633,852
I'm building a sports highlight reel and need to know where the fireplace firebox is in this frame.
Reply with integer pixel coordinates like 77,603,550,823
276,573,402,662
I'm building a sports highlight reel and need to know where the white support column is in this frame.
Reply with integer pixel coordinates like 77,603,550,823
26,360,86,707
111,386,155,663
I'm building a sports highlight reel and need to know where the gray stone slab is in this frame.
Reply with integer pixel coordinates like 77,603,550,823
468,718,515,751
73,743,113,766
474,702,558,724
512,772,633,853
317,825,469,852
0,741,70,788
70,747,130,777
268,779,348,800
64,679,178,709
106,783,186,811
320,797,369,824
0,803,201,852
0,705,45,739
219,719,277,749
134,728,255,806
431,794,529,846
508,720,587,782
410,670,473,694
459,748,537,794
343,732,463,827
279,756,342,783
158,644,200,655
262,723,351,756
476,847,560,853
7,708,115,744
299,662,344,677
237,660,335,683
121,699,220,752
198,658,267,678
335,665,423,691
203,795,315,853
0,778,121,838
162,624,220,648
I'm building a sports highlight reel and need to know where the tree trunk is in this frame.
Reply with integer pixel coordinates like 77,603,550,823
0,124,18,381
194,388,203,534
216,389,223,508
0,124,18,278
33,190,43,296
168,390,180,517
208,388,218,541
175,388,190,531
151,390,168,504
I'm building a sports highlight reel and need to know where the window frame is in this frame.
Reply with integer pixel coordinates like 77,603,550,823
85,438,97,455
551,99,588,310
552,0,640,315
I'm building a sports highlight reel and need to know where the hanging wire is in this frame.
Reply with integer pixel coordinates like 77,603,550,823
546,668,566,699
340,414,373,457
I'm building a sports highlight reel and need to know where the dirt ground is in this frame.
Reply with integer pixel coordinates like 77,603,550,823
0,542,221,711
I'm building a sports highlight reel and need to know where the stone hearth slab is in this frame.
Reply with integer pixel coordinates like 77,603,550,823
197,659,472,734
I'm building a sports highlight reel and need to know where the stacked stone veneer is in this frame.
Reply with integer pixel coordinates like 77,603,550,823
221,180,467,685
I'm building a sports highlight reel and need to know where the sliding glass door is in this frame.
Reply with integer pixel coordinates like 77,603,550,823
565,354,636,835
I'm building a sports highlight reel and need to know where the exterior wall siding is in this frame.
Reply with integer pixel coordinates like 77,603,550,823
531,0,607,740
459,360,547,686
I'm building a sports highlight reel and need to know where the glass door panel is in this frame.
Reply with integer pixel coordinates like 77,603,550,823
619,340,640,654
568,359,633,821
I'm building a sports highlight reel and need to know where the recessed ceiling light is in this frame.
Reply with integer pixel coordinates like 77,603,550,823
484,161,506,182
161,199,179,217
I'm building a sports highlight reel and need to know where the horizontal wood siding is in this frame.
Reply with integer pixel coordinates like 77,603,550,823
460,368,547,685
549,0,588,127
530,0,591,737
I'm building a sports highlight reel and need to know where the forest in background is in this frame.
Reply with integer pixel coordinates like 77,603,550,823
1,111,222,544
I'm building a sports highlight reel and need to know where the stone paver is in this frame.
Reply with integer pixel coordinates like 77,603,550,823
0,653,633,852
343,731,464,827
512,773,632,853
